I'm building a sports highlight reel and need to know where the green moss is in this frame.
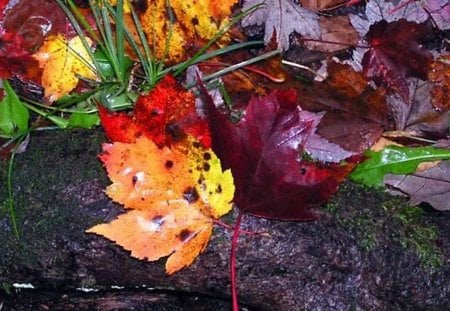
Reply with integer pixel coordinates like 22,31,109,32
328,182,443,267
1,282,12,295
383,201,443,268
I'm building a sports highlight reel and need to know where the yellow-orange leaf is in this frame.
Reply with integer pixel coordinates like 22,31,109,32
33,35,97,101
139,0,238,61
87,136,234,274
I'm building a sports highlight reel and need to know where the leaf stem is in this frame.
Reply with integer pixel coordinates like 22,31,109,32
299,37,369,49
230,211,244,311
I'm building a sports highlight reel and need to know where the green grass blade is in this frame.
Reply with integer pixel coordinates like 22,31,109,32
184,49,281,88
7,150,20,238
56,0,106,81
127,0,155,84
173,3,264,77
162,41,264,76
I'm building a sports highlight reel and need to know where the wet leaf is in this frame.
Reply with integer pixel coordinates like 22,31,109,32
385,160,450,211
202,86,356,220
0,80,29,137
387,78,449,135
87,136,234,274
305,62,390,153
138,0,238,61
0,31,39,79
350,145,450,186
241,0,321,50
362,19,433,102
33,34,97,102
67,112,100,129
99,75,211,147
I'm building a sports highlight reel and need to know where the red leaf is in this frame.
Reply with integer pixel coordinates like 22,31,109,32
202,87,356,220
0,31,38,79
363,19,433,102
100,75,211,148
2,0,73,50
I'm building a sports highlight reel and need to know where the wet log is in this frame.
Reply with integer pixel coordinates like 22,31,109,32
1,130,449,310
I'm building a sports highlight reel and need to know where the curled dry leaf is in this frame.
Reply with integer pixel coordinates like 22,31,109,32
33,34,97,102
87,136,234,274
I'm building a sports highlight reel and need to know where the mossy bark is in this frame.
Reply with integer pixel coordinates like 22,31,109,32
1,130,449,310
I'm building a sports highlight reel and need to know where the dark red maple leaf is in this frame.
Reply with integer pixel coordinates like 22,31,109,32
100,75,211,148
202,87,357,221
363,19,433,102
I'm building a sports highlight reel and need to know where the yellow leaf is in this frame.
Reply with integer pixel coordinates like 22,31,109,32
33,35,97,102
139,0,238,62
87,136,234,274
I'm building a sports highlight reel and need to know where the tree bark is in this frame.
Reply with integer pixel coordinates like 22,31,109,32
1,130,449,310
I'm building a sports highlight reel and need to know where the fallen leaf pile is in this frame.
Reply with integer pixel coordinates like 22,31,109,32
1,0,450,309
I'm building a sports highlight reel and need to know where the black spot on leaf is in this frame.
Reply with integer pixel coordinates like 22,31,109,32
178,229,192,242
203,152,211,160
183,187,199,203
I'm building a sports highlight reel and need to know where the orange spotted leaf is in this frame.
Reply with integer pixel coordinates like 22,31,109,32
99,75,211,147
87,136,234,274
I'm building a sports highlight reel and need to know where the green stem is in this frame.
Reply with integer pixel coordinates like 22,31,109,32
7,143,20,239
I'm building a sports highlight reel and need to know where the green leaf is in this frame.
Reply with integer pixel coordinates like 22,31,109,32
0,80,29,137
67,112,100,129
350,145,450,186
94,49,133,80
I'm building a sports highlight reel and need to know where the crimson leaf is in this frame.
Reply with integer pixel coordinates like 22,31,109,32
363,19,433,102
201,87,355,220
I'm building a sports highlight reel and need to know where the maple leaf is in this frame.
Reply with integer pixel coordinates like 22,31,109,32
362,19,433,102
99,75,211,147
349,0,428,36
87,135,234,274
33,34,97,102
241,0,321,51
201,87,356,220
138,0,238,61
385,160,450,211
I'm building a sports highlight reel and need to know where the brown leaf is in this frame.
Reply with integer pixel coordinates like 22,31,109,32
304,16,359,53
428,54,450,111
385,161,450,211
300,0,345,11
